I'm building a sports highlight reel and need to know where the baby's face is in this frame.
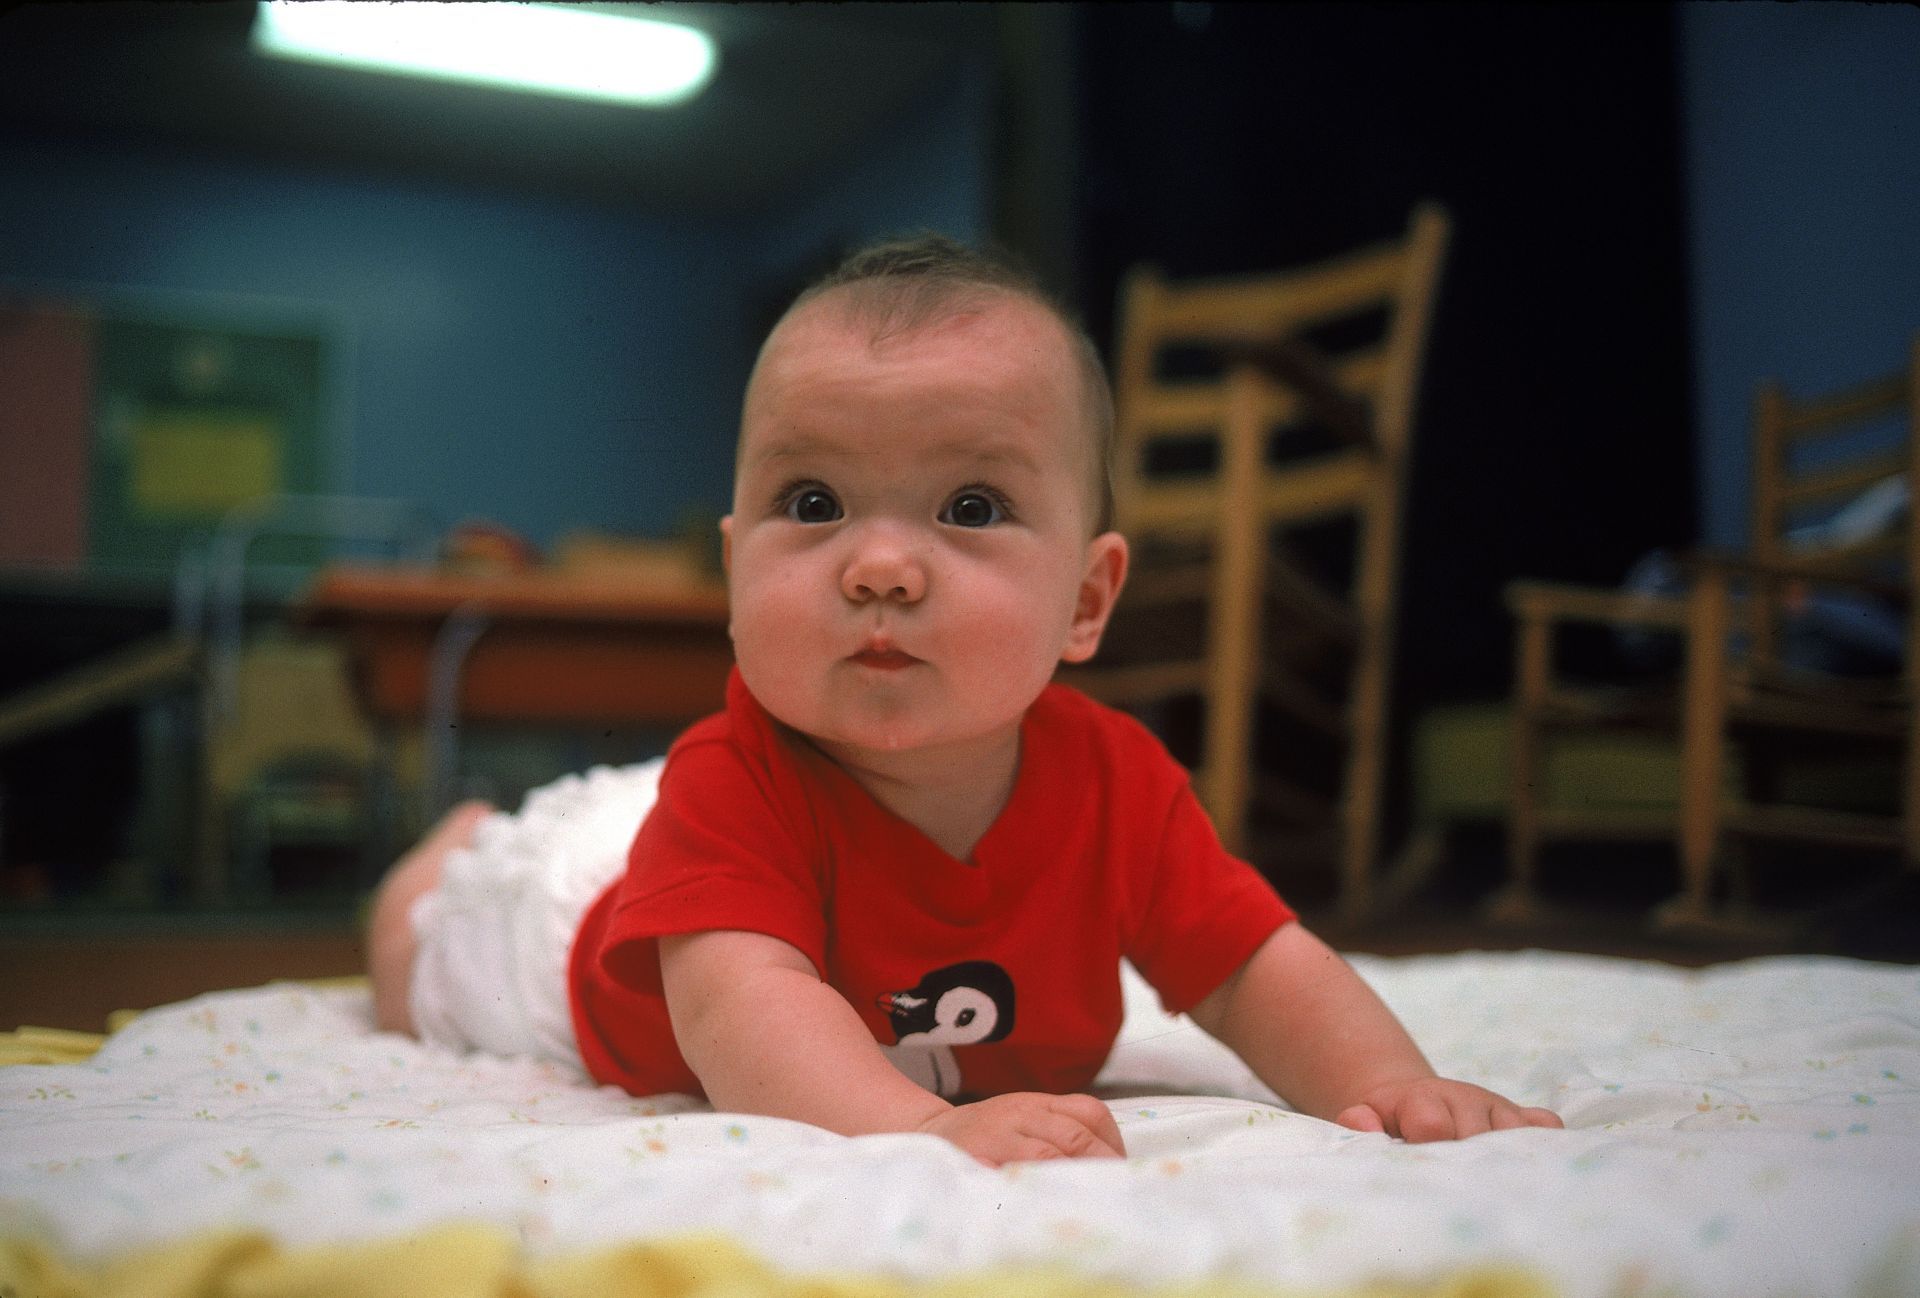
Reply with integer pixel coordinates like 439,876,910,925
723,290,1125,765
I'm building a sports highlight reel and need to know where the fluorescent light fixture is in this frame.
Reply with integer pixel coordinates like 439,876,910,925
252,2,716,107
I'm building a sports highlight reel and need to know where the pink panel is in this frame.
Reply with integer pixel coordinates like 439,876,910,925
0,303,92,569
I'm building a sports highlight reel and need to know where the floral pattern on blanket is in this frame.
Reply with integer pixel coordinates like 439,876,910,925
3,952,1918,1298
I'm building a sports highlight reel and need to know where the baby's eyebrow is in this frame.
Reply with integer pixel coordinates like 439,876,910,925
749,432,870,465
755,436,1042,475
756,437,848,463
961,443,1043,473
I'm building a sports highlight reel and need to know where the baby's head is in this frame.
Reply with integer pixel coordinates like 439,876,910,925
722,234,1130,762
746,234,1115,538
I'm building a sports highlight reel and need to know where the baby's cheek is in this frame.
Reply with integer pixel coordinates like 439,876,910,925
730,587,815,673
731,638,819,734
950,610,1066,684
734,568,809,626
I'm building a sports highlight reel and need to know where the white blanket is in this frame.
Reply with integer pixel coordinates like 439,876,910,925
3,951,1917,1297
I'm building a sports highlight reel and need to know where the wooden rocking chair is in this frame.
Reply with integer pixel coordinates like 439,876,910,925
1496,336,1920,937
1064,204,1449,919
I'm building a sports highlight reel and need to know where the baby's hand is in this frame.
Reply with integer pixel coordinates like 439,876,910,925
1335,1077,1563,1143
917,1092,1127,1167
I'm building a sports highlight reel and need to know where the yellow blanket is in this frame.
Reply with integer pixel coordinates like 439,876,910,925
0,1227,1549,1298
0,1024,115,1066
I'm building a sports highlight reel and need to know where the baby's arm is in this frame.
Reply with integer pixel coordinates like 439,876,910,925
660,930,1124,1165
1188,923,1563,1142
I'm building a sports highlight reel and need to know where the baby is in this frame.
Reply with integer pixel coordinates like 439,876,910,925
367,234,1562,1166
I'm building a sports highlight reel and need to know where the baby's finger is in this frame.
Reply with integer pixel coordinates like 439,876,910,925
1050,1095,1126,1157
1007,1137,1079,1164
1489,1105,1530,1131
1014,1112,1118,1161
1334,1103,1386,1135
1397,1092,1459,1143
1522,1106,1565,1130
1445,1095,1497,1140
1040,1107,1125,1159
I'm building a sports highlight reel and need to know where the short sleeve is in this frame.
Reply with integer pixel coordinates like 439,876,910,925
1124,782,1296,1015
596,735,829,988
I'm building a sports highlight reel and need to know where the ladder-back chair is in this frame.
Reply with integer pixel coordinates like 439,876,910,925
1499,335,1920,935
1065,204,1449,918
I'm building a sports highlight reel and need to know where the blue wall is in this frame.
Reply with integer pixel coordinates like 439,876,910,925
750,67,990,281
1681,3,1920,547
0,68,989,555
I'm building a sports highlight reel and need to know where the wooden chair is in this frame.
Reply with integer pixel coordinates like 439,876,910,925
1063,203,1449,919
1496,336,1920,936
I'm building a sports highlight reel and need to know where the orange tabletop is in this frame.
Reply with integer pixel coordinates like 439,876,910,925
301,564,734,727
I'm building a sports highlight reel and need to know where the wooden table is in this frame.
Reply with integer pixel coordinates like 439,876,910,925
300,565,734,728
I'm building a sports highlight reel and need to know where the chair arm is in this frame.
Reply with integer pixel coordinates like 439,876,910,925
1680,548,1908,601
1504,580,1692,630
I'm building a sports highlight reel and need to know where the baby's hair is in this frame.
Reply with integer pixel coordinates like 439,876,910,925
783,233,1117,536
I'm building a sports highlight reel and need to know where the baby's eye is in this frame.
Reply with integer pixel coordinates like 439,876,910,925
941,490,1007,528
784,486,842,524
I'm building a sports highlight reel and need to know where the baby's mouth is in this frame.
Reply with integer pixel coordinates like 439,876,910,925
848,646,919,672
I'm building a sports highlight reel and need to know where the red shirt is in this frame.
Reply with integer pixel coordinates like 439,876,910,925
568,669,1295,1099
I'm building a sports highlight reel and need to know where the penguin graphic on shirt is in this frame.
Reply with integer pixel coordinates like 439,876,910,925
874,961,1016,1097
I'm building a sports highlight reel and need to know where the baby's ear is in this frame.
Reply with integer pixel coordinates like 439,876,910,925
719,515,733,574
1060,532,1129,664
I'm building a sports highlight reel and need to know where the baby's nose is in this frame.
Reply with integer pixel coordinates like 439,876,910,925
842,526,926,603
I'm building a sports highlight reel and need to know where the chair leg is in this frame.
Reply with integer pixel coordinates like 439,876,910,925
1657,573,1732,932
1489,645,1551,929
1660,734,1725,931
1202,682,1255,857
1202,367,1267,859
1337,615,1388,922
1488,618,1550,925
1341,493,1407,920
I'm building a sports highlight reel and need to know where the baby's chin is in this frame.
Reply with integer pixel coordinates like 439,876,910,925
804,714,966,759
805,710,1027,769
